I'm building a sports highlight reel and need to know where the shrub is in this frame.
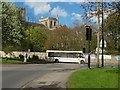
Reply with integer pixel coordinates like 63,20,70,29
105,50,119,55
2,57,18,60
27,55,39,63
32,55,39,60
19,54,24,61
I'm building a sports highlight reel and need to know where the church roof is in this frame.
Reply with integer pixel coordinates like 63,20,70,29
51,18,57,20
26,22,46,28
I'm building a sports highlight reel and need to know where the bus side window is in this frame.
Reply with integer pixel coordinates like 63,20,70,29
48,52,54,57
78,54,82,58
48,52,50,57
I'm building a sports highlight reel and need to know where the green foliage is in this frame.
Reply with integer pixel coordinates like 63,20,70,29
103,2,120,51
1,58,23,63
72,25,97,53
26,27,49,52
19,54,24,61
105,13,120,50
44,25,97,52
1,2,25,52
3,46,14,54
105,35,116,50
44,26,82,51
67,67,118,88
32,55,39,60
81,2,120,52
27,55,47,63
105,50,119,55
28,55,40,63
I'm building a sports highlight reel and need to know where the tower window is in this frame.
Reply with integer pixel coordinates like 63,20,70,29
54,22,56,26
50,21,52,28
45,22,47,27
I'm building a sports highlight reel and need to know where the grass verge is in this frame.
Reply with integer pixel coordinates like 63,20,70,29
0,58,23,63
67,67,119,88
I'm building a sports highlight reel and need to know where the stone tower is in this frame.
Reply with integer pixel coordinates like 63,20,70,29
39,16,59,30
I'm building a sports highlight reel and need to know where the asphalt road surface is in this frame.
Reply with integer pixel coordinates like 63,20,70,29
2,63,88,88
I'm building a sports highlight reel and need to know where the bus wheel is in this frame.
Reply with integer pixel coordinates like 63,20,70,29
55,59,59,63
80,60,85,64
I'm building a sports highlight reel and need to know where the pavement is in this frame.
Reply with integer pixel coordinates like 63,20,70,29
21,63,88,89
22,70,74,89
21,62,118,90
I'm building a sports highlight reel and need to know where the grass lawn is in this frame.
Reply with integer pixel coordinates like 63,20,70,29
67,67,119,88
0,58,23,63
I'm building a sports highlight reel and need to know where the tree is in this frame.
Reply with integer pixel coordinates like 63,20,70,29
80,2,120,67
72,25,87,50
72,24,97,53
105,35,115,50
44,25,96,51
102,2,120,52
44,26,82,51
1,2,25,52
80,2,120,51
26,27,49,52
104,10,120,51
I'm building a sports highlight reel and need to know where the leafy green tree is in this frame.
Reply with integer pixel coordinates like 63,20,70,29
44,26,75,50
44,26,72,50
44,25,96,51
105,35,115,50
80,2,120,53
103,2,120,51
26,27,49,52
104,13,120,50
1,2,25,52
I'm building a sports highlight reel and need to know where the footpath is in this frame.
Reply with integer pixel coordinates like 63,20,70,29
21,68,83,90
23,71,71,89
22,65,88,90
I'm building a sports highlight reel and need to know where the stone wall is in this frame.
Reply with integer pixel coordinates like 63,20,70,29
0,51,46,60
87,55,118,65
0,51,119,64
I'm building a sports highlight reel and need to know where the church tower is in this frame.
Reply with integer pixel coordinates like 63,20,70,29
39,15,59,30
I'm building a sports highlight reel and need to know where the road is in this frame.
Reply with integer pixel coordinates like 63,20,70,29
2,63,88,89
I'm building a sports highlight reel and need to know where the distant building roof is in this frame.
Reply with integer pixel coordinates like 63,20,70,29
40,17,57,21
39,16,59,30
51,18,57,20
26,22,46,28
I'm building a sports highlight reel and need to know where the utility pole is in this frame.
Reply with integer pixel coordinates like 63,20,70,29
97,2,100,68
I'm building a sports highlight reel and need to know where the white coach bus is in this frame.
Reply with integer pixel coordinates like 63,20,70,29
46,50,86,64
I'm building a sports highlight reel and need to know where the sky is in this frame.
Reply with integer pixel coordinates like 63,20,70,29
14,1,110,27
15,2,85,27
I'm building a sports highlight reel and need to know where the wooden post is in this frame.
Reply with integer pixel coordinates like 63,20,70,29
97,1,100,68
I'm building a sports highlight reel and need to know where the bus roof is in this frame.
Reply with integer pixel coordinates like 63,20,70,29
46,50,83,53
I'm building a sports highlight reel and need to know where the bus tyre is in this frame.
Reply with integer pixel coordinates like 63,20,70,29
55,59,59,63
80,60,85,64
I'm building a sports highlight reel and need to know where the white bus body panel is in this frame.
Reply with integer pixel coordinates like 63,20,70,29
46,50,86,63
47,57,85,63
